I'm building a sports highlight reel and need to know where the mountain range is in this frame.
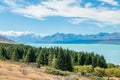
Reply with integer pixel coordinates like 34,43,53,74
0,35,15,44
39,32,120,44
0,32,120,44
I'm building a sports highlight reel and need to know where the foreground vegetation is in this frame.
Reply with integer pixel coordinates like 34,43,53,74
74,65,120,78
0,60,106,80
0,61,73,80
0,43,107,69
0,43,120,80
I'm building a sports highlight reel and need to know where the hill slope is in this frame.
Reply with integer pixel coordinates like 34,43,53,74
0,61,89,80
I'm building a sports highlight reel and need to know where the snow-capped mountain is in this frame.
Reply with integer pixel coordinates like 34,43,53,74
0,31,120,44
0,31,41,43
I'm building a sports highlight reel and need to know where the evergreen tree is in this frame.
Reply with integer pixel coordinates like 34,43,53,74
48,49,54,66
98,55,107,68
55,48,66,71
65,49,73,71
51,55,56,67
11,48,19,61
24,49,32,63
5,47,12,59
0,43,108,69
85,54,92,65
36,49,49,66
22,48,28,60
79,53,86,65
36,50,43,67
0,47,6,60
92,55,97,69
17,47,24,59
72,52,78,66
43,48,49,65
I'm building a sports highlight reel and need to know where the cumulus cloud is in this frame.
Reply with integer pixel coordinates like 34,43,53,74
1,0,120,26
99,0,119,6
0,31,49,37
85,2,93,8
68,18,91,24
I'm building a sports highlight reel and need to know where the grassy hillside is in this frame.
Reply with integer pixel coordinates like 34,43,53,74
0,61,91,80
0,61,119,80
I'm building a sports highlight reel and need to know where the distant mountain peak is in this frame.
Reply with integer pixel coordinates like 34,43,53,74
0,31,120,44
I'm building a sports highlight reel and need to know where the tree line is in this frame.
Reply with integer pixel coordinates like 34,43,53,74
0,43,107,71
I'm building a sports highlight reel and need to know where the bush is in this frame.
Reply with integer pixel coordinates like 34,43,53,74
45,67,71,76
107,63,116,68
94,67,105,77
105,68,114,77
107,63,120,68
90,76,106,80
74,65,93,73
65,77,79,80
74,65,120,78
105,68,120,78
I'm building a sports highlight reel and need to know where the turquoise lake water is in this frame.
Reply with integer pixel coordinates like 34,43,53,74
26,44,120,65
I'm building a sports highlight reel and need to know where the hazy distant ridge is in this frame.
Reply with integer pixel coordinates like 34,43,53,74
0,32,120,44
0,35,15,44
39,32,120,44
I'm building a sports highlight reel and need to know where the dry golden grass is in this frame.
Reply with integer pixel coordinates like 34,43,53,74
0,61,63,80
0,61,107,80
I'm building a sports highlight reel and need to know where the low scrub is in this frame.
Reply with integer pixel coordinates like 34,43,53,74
90,76,106,80
45,67,72,76
74,65,93,73
74,65,120,78
65,77,79,80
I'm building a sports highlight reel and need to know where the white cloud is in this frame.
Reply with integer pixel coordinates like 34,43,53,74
85,2,93,8
1,0,120,26
0,31,32,37
99,0,119,6
68,18,91,24
93,23,106,28
0,31,48,37
2,0,18,7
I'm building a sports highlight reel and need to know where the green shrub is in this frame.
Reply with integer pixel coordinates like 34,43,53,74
90,76,106,80
105,68,120,78
45,67,71,76
107,63,120,68
105,68,114,77
94,67,105,77
74,65,93,73
65,77,79,80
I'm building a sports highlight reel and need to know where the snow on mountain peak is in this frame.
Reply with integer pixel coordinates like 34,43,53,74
0,31,39,37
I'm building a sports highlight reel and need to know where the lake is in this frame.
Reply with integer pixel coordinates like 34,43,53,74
26,43,120,65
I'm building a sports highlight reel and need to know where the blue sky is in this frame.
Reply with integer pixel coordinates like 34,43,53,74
0,0,120,35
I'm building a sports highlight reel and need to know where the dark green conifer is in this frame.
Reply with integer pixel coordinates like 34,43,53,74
0,47,6,60
11,48,19,61
36,50,43,67
24,49,32,63
65,49,73,71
